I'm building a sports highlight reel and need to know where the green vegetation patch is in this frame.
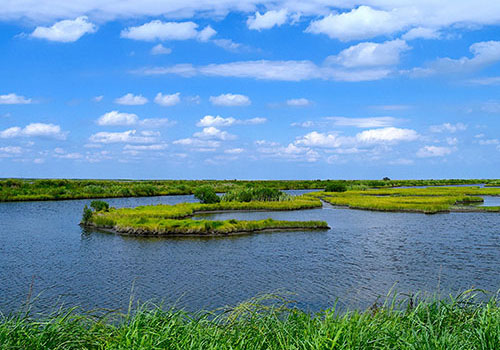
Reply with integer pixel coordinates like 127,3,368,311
83,195,327,236
310,186,500,214
1,291,498,349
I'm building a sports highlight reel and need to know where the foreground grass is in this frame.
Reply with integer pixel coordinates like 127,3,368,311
85,196,327,236
1,178,499,202
311,186,500,214
1,291,498,349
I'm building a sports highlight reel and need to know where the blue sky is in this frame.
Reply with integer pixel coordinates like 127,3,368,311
1,1,500,179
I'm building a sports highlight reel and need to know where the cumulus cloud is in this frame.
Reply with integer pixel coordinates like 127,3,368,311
0,123,67,139
114,93,148,105
154,92,181,106
31,16,96,42
124,143,168,151
121,21,199,41
97,111,139,126
326,39,410,68
429,123,467,133
225,148,244,154
139,118,176,128
89,130,157,144
193,127,236,140
411,41,500,77
151,44,172,55
0,93,32,104
417,145,454,157
286,98,311,106
356,127,419,143
402,27,441,40
197,25,217,41
209,93,251,106
173,138,220,149
196,115,266,127
247,9,288,30
0,146,23,155
296,132,343,148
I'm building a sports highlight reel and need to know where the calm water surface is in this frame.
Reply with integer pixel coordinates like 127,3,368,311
0,192,499,314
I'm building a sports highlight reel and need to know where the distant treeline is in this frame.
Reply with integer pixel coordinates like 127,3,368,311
0,178,498,202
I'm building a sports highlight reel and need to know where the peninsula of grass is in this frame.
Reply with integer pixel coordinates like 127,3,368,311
1,291,498,349
310,186,500,214
82,194,328,236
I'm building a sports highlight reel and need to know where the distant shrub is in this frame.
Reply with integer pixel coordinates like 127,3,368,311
222,187,291,202
325,182,347,192
90,200,109,212
194,186,220,204
81,205,93,224
383,177,391,181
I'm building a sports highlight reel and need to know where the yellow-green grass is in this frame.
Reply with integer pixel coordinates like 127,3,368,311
308,187,500,214
85,196,327,236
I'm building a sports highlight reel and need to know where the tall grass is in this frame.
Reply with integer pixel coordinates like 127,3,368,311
1,290,498,349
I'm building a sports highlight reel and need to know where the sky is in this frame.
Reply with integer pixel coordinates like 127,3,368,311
1,1,500,180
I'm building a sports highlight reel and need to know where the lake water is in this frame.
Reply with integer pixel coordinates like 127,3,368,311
0,192,499,314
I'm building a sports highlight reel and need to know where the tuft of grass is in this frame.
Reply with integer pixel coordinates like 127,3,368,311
0,290,498,349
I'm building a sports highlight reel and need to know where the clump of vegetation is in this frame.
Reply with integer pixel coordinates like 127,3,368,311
81,205,93,224
194,186,220,204
90,200,109,212
311,186,500,214
1,290,498,349
324,181,348,192
222,187,291,202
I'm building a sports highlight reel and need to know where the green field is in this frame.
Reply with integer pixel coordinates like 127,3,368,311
310,186,500,214
1,178,499,202
1,291,498,349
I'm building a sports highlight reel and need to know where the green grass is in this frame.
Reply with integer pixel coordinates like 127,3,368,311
1,290,498,349
84,196,327,236
1,178,500,202
310,186,500,213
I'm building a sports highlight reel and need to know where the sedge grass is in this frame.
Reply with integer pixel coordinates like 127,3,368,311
1,290,498,349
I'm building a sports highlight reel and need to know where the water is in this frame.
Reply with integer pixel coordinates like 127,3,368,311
0,193,499,314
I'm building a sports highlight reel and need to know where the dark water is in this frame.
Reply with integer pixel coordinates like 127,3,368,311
0,192,499,314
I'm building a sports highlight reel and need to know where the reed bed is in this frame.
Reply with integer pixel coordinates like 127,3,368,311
1,290,498,349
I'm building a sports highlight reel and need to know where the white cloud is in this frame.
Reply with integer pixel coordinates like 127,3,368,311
139,118,176,128
306,6,407,41
225,148,244,154
417,145,454,158
467,76,500,85
478,139,499,145
89,130,157,144
97,111,139,126
429,123,467,133
114,93,148,105
326,39,410,68
140,60,394,82
173,138,220,148
356,127,419,143
197,25,216,41
92,95,104,102
327,116,398,128
209,93,251,106
402,27,441,40
121,21,199,41
446,137,458,145
193,127,236,140
212,39,241,51
151,44,172,55
411,41,500,76
0,146,22,154
154,92,181,106
196,115,266,127
124,143,168,151
296,132,342,148
287,98,311,106
0,123,67,139
0,93,32,104
31,16,96,42
247,9,288,30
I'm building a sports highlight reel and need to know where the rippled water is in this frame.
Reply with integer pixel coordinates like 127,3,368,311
0,192,499,314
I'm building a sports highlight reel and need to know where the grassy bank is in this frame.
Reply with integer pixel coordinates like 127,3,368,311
310,186,500,214
1,178,499,202
1,291,498,349
84,196,327,236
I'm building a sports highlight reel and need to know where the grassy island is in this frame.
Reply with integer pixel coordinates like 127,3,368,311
82,194,328,236
310,186,500,214
1,291,498,349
